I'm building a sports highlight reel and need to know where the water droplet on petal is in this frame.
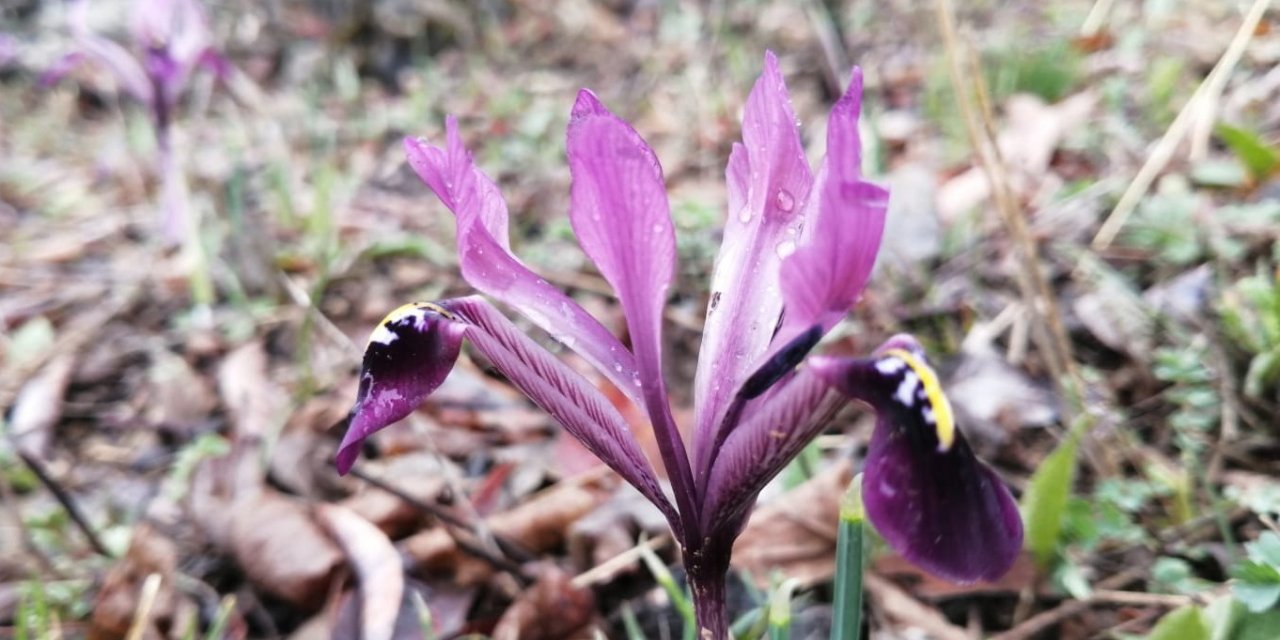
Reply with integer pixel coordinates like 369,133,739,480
738,207,752,223
651,223,664,234
775,189,795,213
613,362,623,373
776,240,797,258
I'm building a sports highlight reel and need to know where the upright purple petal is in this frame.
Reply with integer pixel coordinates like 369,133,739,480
776,68,888,342
810,337,1023,583
404,123,645,409
566,90,698,524
693,51,815,481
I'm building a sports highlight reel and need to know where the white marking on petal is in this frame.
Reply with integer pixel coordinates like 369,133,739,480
922,406,935,424
370,324,399,345
894,371,919,406
876,357,906,375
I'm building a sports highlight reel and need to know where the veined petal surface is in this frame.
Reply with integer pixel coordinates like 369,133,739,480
337,297,678,529
404,122,644,407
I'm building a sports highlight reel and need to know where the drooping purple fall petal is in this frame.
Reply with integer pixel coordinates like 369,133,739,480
336,302,467,474
566,91,698,521
693,51,815,482
810,336,1023,583
404,123,645,407
337,296,679,528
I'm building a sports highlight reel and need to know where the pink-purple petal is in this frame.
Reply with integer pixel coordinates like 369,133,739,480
701,370,843,536
566,90,699,526
442,297,680,530
337,297,679,530
403,123,645,408
777,68,888,340
693,51,815,482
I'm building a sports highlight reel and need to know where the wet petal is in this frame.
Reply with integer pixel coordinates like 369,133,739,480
336,297,679,531
404,122,643,408
566,90,675,405
336,302,467,474
777,68,887,340
566,91,697,517
694,51,814,478
810,336,1023,583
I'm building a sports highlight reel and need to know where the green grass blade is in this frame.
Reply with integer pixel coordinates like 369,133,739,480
832,474,865,640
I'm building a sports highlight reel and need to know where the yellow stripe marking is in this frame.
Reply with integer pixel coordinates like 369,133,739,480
883,348,955,452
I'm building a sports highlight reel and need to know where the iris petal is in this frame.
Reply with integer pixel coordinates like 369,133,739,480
810,336,1023,583
694,51,815,481
777,68,887,341
404,123,645,408
337,296,679,529
567,92,699,520
861,416,1022,583
336,302,467,474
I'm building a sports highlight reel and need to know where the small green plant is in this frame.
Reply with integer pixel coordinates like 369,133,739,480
1219,265,1280,399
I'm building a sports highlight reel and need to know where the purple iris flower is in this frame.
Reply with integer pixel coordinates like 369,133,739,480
43,0,230,240
337,52,1022,636
44,0,229,129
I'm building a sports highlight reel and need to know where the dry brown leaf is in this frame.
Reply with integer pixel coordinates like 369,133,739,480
401,477,613,585
732,459,852,587
316,504,404,640
144,345,217,432
217,340,285,440
89,523,194,640
229,492,344,611
491,564,595,640
8,353,75,458
937,91,1098,221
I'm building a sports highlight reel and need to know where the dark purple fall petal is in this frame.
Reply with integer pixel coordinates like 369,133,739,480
861,415,1023,583
810,337,1023,583
693,51,815,482
404,124,646,408
336,303,467,474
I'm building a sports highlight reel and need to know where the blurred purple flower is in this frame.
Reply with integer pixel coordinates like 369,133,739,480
337,52,1021,636
0,34,18,68
43,0,232,241
43,0,229,128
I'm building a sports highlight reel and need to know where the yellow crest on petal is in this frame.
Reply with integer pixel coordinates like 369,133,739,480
882,348,955,452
